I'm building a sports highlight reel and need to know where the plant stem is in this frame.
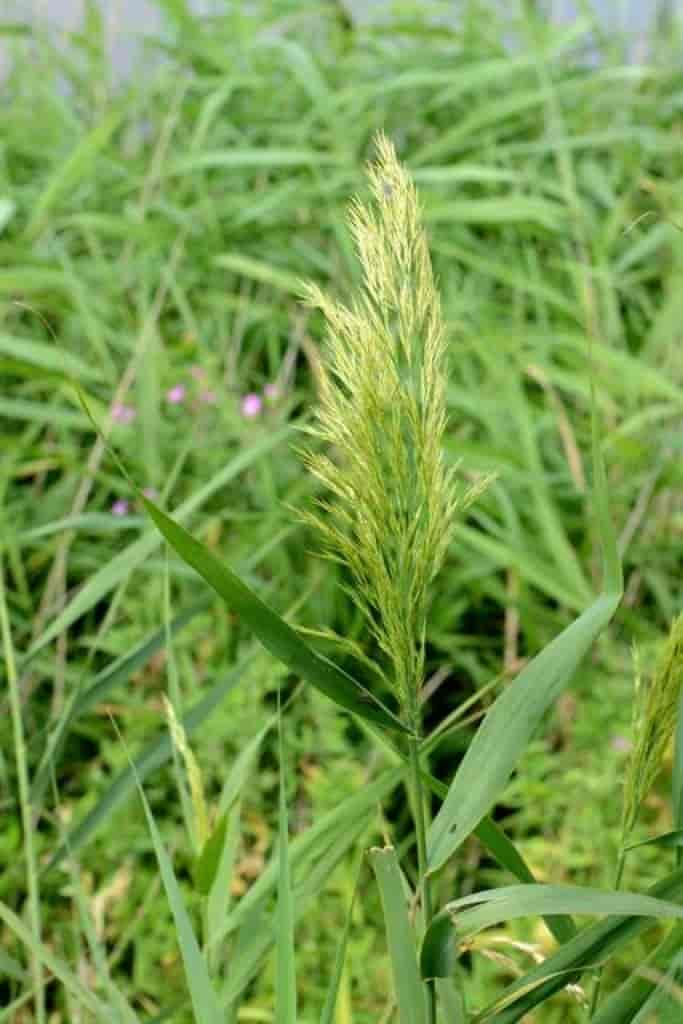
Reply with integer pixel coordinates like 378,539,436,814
1,560,46,1024
409,734,436,1024
589,847,627,1018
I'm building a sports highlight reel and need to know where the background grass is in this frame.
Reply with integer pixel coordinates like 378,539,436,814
2,1,683,1020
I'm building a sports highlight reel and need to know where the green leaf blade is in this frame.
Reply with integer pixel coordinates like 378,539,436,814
142,496,408,734
275,716,297,1024
427,592,619,873
369,846,427,1024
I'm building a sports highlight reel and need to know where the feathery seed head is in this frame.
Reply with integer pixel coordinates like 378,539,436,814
163,696,209,850
301,133,481,725
622,614,683,838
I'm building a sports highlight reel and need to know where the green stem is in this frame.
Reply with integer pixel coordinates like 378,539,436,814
589,847,627,1018
1,561,45,1024
409,735,436,1024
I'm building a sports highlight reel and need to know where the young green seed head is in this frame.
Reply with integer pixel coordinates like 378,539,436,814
622,614,683,839
301,133,484,727
163,695,210,850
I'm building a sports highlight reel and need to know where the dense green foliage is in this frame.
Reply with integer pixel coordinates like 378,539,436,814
2,2,683,1021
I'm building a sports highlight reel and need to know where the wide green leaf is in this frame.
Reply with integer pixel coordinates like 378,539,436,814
427,378,622,874
358,721,575,944
142,494,408,734
369,847,427,1024
473,817,575,944
470,866,683,1022
421,883,683,979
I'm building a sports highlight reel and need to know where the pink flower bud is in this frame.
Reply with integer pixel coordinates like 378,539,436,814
166,384,186,404
241,393,262,418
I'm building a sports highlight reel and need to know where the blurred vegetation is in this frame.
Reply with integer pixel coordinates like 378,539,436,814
1,1,683,1020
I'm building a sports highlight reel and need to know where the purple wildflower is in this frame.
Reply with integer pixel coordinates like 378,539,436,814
611,735,632,753
166,384,186,404
264,382,280,402
199,389,217,405
241,393,262,418
111,402,136,425
111,498,129,517
142,487,159,501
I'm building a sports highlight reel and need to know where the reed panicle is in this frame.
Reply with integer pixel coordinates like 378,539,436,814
163,695,210,850
300,133,483,728
622,614,683,839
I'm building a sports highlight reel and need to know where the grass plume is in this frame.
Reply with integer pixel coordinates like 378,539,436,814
301,133,483,727
622,615,683,840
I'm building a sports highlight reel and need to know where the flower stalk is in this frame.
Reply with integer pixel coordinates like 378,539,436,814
301,133,484,1024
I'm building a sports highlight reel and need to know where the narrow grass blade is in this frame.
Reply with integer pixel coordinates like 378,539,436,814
436,979,467,1024
221,817,371,1009
26,427,292,662
205,722,273,952
471,867,683,1023
0,267,72,297
25,107,122,239
427,379,622,873
275,709,297,1024
130,758,223,1024
674,682,683,858
0,991,34,1024
0,949,25,982
592,923,683,1024
624,830,683,853
0,333,100,381
214,253,302,296
320,859,362,1024
45,653,254,871
167,148,342,175
195,815,229,896
630,954,683,1023
0,901,107,1019
422,884,683,978
369,847,427,1024
215,768,403,947
141,495,407,734
0,560,44,1023
425,196,565,232
0,397,89,429
32,597,210,802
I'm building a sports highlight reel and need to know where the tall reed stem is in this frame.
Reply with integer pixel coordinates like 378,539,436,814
409,733,436,1024
589,847,627,1018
